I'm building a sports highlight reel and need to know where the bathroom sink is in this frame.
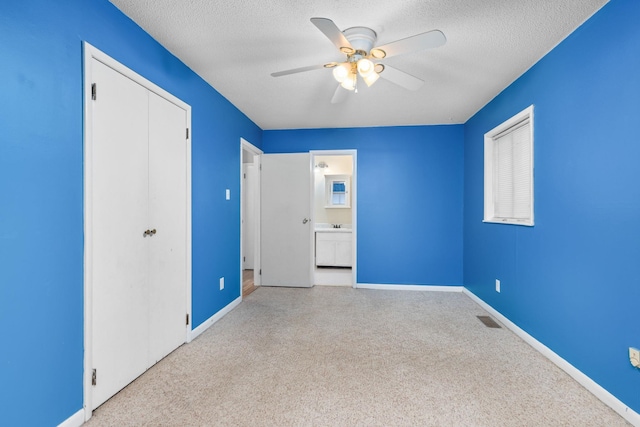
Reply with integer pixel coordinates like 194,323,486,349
315,228,351,233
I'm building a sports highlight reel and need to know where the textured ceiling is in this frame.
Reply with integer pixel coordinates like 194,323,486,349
109,0,608,130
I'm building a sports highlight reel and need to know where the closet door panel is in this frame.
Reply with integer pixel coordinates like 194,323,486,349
148,92,188,363
91,59,150,409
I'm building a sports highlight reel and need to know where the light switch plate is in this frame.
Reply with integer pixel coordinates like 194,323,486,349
225,189,230,200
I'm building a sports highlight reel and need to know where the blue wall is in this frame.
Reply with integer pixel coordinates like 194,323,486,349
463,0,640,414
263,126,464,286
0,1,261,425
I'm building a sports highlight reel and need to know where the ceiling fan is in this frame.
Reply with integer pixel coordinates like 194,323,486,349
271,18,446,103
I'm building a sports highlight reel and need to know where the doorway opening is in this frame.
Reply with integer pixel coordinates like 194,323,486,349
241,139,262,296
311,151,357,288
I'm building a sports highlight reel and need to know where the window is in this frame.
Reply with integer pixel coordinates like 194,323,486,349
325,174,351,208
331,181,346,205
484,105,534,226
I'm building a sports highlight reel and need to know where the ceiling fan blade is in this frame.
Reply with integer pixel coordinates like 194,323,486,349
373,30,446,59
378,65,424,91
311,17,354,53
331,85,349,104
271,64,326,77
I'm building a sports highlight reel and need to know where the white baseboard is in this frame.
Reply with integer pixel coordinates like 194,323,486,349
463,289,640,427
187,296,242,342
57,409,85,427
356,283,464,292
315,282,352,287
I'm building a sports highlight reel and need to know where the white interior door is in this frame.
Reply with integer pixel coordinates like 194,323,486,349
261,153,312,287
148,92,187,364
91,59,150,409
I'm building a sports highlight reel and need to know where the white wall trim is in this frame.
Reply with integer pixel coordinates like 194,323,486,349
463,288,640,427
57,409,84,427
483,104,534,226
188,296,242,342
240,138,263,291
356,283,464,292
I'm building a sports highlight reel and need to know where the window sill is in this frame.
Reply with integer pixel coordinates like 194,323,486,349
483,218,534,227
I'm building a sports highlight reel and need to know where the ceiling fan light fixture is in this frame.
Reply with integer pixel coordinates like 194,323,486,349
272,18,446,101
340,72,357,91
332,64,349,82
363,71,380,87
356,58,374,77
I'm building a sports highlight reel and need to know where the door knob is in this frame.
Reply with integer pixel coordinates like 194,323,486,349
150,229,157,236
143,229,157,237
302,218,309,224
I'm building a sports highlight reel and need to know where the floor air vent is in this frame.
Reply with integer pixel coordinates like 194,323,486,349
477,315,501,328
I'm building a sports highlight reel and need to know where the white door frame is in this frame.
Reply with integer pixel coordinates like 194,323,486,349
240,138,262,292
83,42,192,420
310,150,357,288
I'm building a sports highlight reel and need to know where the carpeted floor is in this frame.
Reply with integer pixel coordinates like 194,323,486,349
85,287,631,426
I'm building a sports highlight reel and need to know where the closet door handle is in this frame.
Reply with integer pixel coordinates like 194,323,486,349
143,229,157,237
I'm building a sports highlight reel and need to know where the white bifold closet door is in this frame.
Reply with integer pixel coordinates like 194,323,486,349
90,58,187,409
147,91,188,364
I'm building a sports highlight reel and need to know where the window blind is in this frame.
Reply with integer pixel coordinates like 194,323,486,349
493,120,531,220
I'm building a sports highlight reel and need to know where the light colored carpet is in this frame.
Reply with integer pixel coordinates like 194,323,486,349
86,287,630,426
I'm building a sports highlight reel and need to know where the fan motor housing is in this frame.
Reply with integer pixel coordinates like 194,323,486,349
343,27,377,55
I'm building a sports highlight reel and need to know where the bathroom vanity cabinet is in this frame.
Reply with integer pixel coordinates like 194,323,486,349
315,230,352,267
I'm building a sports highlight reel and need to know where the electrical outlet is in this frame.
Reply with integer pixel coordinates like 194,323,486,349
630,347,640,368
225,189,230,200
495,279,501,293
219,277,224,290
